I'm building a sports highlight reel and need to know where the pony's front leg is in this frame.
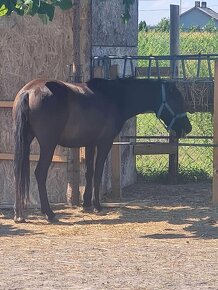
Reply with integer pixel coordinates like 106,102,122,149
35,145,56,221
14,196,25,223
83,146,95,210
93,142,113,212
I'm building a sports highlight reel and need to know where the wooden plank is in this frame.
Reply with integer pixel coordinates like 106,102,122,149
111,135,122,199
213,60,218,205
0,101,13,108
134,143,177,155
110,65,118,79
93,66,104,78
93,65,118,79
0,153,67,163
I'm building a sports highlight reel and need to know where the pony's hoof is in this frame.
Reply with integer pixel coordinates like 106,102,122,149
82,206,94,213
93,205,103,213
46,213,58,223
14,216,26,223
47,216,59,223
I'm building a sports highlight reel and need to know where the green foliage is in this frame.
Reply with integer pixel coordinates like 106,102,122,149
188,25,201,32
138,30,218,56
155,17,170,32
0,0,73,22
0,0,135,23
138,20,147,32
203,18,217,33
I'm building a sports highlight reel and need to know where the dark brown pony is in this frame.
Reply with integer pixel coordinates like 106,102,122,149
13,78,192,222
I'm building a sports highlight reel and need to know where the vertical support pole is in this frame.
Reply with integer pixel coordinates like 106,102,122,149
169,4,180,184
72,0,81,83
67,0,92,206
66,0,81,206
213,60,218,205
110,65,122,199
111,136,122,199
80,0,92,81
67,148,80,206
170,5,180,60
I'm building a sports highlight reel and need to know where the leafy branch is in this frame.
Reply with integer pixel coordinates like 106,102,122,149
0,0,135,23
0,0,73,23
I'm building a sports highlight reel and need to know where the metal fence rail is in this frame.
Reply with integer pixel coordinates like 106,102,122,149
91,54,218,80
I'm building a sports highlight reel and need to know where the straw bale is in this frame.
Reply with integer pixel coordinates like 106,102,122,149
0,9,73,101
0,108,13,153
0,9,74,206
0,159,68,207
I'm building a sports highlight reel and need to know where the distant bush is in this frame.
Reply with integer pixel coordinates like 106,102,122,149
155,17,170,32
138,20,148,32
203,18,217,33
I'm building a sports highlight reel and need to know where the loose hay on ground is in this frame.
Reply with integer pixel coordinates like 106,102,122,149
0,181,218,289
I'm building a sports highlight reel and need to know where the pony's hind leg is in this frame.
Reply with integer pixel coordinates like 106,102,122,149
83,146,96,209
35,144,56,221
14,132,34,223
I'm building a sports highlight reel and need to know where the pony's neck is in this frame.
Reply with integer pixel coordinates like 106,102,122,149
121,85,158,121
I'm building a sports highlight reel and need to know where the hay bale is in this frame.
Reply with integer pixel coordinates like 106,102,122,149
0,10,73,206
0,10,73,101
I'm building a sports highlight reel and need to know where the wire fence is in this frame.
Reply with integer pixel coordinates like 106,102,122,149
135,112,213,183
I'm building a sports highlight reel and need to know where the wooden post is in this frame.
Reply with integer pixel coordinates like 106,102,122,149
169,4,180,184
80,0,92,81
213,60,218,205
66,0,81,206
66,1,92,206
67,148,80,205
72,0,81,82
111,135,122,199
170,5,180,62
109,65,122,199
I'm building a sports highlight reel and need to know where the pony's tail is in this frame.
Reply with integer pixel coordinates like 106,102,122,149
13,92,30,206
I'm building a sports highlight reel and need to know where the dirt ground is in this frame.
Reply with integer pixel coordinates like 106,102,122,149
1,181,218,290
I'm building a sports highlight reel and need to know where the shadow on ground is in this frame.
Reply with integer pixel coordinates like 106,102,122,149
1,181,218,239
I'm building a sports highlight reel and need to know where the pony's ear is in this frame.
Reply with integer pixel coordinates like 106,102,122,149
45,81,68,96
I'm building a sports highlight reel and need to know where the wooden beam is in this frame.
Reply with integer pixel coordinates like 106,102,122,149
111,135,122,199
213,60,218,205
0,101,13,108
134,143,177,155
0,153,67,163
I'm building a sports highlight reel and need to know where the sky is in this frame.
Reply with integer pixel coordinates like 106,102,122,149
138,0,218,25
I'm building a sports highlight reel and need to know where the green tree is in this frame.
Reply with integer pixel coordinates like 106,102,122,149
138,20,147,32
155,17,170,32
0,0,135,23
203,18,217,32
188,25,201,32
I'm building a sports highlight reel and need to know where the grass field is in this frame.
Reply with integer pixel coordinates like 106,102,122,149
136,31,217,183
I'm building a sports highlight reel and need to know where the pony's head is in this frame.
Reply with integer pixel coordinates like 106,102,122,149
156,82,192,138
